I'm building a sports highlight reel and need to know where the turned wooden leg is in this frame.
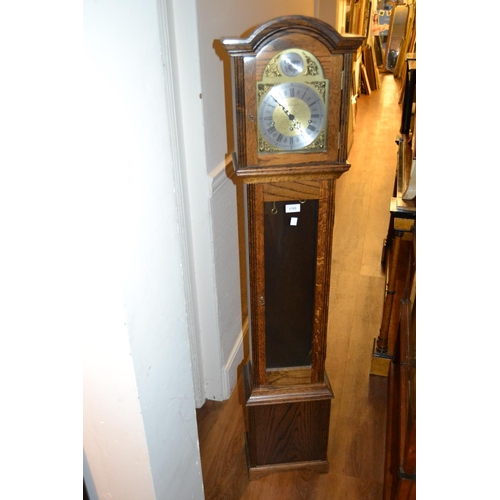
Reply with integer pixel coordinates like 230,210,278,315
376,230,403,354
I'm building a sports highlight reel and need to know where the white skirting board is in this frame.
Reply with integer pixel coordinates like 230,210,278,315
221,317,249,400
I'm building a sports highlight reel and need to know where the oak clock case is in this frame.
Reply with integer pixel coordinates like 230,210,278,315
221,16,363,478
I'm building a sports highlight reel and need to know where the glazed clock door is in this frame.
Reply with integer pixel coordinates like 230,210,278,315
264,197,318,369
252,44,340,168
247,179,335,387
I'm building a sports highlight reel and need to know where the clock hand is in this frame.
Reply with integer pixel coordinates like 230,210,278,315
271,95,295,120
270,96,305,135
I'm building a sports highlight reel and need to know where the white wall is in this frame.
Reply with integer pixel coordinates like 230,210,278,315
83,0,204,498
317,0,344,32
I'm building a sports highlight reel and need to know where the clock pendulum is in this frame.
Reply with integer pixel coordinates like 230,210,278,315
221,16,363,478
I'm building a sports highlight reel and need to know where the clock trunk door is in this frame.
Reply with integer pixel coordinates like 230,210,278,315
247,179,335,386
264,198,318,369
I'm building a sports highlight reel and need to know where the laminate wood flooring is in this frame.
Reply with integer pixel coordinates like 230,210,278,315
197,74,402,500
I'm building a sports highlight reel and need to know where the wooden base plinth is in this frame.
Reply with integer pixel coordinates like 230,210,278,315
242,363,334,478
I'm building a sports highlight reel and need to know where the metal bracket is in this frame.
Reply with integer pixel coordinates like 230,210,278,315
398,468,416,481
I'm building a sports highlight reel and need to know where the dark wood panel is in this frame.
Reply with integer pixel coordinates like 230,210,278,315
248,399,331,467
264,199,318,368
383,243,416,500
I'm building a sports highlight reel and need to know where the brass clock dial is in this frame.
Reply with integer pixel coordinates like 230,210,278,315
256,48,329,155
258,82,325,151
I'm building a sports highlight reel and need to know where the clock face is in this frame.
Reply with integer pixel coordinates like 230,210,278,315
258,82,325,151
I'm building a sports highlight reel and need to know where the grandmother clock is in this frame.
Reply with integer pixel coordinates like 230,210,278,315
221,16,363,478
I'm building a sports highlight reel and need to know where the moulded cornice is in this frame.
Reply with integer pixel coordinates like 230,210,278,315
221,15,364,56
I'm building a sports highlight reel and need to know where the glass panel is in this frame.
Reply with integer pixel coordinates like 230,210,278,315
385,5,409,72
264,199,318,369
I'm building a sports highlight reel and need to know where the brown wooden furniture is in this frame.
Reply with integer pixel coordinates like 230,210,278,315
371,187,415,377
383,239,416,500
221,17,363,478
372,56,416,494
372,53,416,375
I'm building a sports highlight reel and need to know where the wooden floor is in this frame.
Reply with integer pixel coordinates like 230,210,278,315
197,74,403,500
